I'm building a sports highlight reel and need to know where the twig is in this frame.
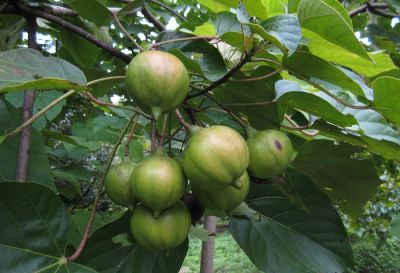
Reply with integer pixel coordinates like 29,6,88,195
349,3,367,17
112,12,144,51
151,36,219,49
203,93,247,128
2,4,131,63
159,114,169,146
142,3,166,31
222,100,274,107
16,16,37,182
283,114,319,137
150,118,158,151
187,47,256,99
125,113,140,157
229,67,282,82
175,109,191,130
85,92,151,118
67,114,136,261
148,0,186,21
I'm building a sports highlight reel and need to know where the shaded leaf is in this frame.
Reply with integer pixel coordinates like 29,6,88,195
230,170,353,273
292,140,382,216
373,76,400,127
0,48,87,93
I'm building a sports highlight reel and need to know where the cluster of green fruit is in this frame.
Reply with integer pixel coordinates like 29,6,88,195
104,50,293,252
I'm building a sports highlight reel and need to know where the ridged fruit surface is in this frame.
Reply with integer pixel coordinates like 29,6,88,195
130,149,186,214
247,130,293,178
104,161,136,208
182,125,249,190
192,171,250,212
125,50,189,119
130,201,191,251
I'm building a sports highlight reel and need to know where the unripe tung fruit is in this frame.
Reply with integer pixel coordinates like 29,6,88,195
130,201,191,251
246,129,293,179
130,148,186,216
191,171,250,213
125,50,189,119
104,161,136,208
182,125,249,190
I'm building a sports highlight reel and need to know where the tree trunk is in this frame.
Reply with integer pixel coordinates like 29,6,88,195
200,216,217,273
16,16,36,182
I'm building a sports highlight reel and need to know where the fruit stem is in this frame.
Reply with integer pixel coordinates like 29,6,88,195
232,177,243,190
124,113,140,158
151,117,158,152
67,114,137,262
188,125,203,135
175,108,191,130
245,126,258,139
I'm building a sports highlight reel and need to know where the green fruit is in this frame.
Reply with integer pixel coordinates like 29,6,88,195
182,125,249,190
105,161,136,208
130,201,191,251
130,148,186,215
192,171,250,213
125,50,189,119
247,129,293,179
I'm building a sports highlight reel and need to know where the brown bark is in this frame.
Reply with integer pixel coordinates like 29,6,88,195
200,216,217,273
16,16,36,182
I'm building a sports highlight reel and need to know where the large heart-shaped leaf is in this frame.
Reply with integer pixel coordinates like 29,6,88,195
0,48,87,93
292,140,382,216
230,170,353,273
0,182,97,273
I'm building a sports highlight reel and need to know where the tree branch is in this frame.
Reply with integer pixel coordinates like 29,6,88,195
3,4,131,63
187,47,256,99
16,15,37,182
142,3,166,31
148,0,186,21
112,11,144,51
67,114,136,261
175,109,191,130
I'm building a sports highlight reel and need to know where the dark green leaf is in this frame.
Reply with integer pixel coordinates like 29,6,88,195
0,183,96,272
230,170,353,273
292,140,382,216
70,0,113,26
0,48,87,93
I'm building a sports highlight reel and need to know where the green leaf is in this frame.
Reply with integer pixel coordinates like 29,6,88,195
157,32,227,81
197,0,234,13
283,51,366,97
0,101,55,191
70,0,113,26
0,48,87,93
292,140,382,216
0,182,97,273
55,26,102,69
390,213,400,238
247,14,301,55
312,120,400,161
275,80,358,127
303,29,396,77
297,0,371,61
0,18,24,51
230,170,353,273
373,76,400,127
119,0,145,15
215,66,280,130
85,241,189,273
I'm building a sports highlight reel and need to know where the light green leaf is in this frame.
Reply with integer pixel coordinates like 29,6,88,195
390,213,400,238
230,170,353,273
298,0,371,61
0,48,87,93
303,29,396,77
373,76,400,127
292,140,382,216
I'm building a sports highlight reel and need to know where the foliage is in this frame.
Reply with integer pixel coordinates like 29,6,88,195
0,0,399,272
